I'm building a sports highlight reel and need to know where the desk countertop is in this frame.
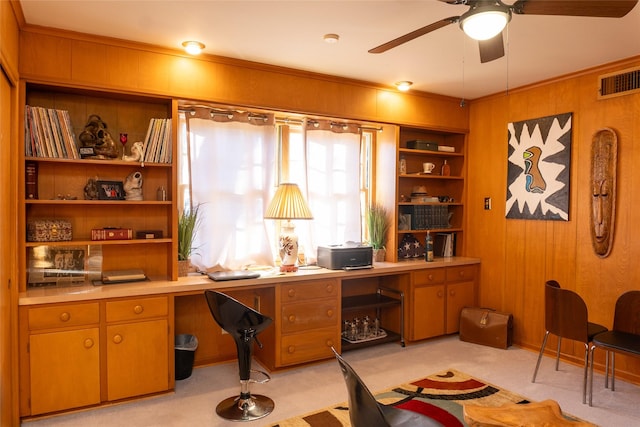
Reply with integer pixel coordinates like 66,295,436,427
19,257,480,306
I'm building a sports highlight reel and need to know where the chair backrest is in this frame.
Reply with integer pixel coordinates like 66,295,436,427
545,281,590,343
204,290,272,339
613,290,640,334
331,348,390,427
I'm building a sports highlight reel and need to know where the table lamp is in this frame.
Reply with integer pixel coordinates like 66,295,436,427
264,183,313,272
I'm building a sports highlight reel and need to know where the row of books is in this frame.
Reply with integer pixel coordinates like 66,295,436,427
142,118,172,163
25,105,80,159
403,205,452,230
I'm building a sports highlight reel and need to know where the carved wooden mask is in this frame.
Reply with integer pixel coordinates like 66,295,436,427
590,128,617,258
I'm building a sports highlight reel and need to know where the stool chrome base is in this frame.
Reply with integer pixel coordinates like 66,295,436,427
216,394,275,421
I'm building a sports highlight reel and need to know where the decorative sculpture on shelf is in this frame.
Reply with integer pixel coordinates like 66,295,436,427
123,141,144,162
78,114,118,159
124,171,144,201
84,177,99,200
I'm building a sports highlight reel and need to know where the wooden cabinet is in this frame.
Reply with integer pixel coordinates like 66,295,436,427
20,296,171,417
277,279,340,367
105,296,170,401
19,84,177,290
395,127,467,262
24,302,100,415
409,265,476,341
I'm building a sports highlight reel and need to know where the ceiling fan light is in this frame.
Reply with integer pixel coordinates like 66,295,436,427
460,7,511,41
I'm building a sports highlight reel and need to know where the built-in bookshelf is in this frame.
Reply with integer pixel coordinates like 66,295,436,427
19,83,177,291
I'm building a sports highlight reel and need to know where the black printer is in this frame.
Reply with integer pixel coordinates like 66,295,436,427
317,244,373,270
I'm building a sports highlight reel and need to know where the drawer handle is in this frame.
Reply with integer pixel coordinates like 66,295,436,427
326,339,333,347
428,274,434,281
326,309,334,318
459,271,465,278
113,334,123,344
287,345,295,354
450,289,456,296
288,315,296,323
84,338,94,349
134,305,144,314
59,312,70,322
437,290,444,298
288,289,296,298
326,284,333,293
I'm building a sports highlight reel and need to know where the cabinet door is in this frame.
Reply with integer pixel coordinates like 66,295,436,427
446,281,475,334
30,328,100,415
106,319,169,401
411,285,445,340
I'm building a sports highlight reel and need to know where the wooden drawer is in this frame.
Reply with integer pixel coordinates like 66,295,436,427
281,279,338,302
28,302,99,331
280,327,338,366
445,265,476,283
412,268,446,285
281,299,338,333
106,296,168,323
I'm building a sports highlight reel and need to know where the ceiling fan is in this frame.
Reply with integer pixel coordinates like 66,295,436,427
369,0,638,63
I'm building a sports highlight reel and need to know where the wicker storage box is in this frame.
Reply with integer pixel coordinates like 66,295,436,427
27,219,72,242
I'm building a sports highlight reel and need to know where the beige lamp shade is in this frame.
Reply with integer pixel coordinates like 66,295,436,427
264,183,313,220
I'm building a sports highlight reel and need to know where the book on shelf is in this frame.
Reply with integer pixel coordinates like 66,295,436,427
91,228,133,241
101,268,147,284
25,161,38,199
24,105,79,159
142,118,172,163
437,145,455,153
434,232,456,257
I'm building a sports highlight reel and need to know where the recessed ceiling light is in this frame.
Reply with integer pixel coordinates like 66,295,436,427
182,41,205,55
323,34,340,44
395,81,413,92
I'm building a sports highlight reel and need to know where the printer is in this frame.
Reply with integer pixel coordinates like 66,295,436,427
317,244,373,270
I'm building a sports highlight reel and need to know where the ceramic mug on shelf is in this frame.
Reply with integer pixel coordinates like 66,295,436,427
423,162,435,174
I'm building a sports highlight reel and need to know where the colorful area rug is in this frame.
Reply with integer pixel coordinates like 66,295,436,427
269,369,587,427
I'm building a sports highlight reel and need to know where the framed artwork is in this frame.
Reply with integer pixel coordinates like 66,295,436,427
28,246,86,287
506,112,572,221
97,180,125,200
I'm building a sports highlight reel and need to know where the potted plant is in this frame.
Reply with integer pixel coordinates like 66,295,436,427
367,203,389,262
178,204,201,276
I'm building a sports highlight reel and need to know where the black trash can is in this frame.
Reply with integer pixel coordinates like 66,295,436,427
175,334,198,380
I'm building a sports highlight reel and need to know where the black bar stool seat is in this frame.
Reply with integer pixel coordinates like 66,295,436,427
205,290,274,421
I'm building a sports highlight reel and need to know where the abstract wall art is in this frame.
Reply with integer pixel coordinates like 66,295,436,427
506,112,572,221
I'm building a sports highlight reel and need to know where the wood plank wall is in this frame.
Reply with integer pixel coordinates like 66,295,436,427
467,57,640,383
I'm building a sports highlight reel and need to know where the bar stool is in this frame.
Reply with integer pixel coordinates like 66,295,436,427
204,290,274,421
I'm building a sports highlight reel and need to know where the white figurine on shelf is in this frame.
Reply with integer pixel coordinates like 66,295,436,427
123,141,144,162
124,171,143,200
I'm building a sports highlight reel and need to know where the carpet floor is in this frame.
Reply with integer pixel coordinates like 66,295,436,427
22,336,640,427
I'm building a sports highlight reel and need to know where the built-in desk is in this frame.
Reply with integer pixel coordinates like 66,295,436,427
18,257,479,419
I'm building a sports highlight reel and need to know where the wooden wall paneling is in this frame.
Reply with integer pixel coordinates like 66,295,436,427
19,31,72,80
1,0,20,82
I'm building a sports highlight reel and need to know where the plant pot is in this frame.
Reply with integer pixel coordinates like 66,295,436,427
178,259,190,277
373,248,386,262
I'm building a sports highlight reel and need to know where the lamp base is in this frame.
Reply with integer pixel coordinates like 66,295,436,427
280,264,298,272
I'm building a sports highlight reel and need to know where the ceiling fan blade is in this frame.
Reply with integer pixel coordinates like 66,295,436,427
512,0,638,18
369,17,458,54
478,32,505,63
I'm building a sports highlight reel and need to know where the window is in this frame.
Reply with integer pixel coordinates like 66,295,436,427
179,108,377,270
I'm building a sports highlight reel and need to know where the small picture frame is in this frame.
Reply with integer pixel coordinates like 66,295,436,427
97,180,125,200
28,246,87,287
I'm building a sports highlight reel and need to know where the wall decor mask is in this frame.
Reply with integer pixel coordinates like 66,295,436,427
506,113,572,221
590,128,617,258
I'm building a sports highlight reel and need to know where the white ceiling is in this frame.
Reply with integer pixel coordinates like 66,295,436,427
18,1,640,100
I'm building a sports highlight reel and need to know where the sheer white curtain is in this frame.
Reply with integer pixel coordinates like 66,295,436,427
180,114,277,270
298,128,363,262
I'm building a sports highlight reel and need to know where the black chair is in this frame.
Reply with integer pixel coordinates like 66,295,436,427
331,347,442,427
204,290,274,421
531,280,607,404
589,290,640,406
